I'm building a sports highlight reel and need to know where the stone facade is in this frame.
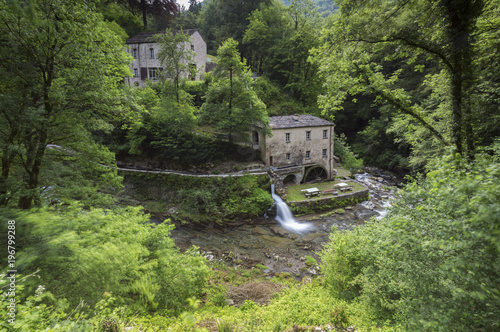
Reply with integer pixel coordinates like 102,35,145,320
125,29,207,87
252,114,336,184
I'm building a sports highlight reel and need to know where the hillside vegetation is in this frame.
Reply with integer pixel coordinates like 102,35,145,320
1,0,499,331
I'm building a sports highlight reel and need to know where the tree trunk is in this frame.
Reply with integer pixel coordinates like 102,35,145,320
0,155,12,206
443,0,481,158
141,0,148,29
0,126,18,205
18,78,51,209
18,133,47,209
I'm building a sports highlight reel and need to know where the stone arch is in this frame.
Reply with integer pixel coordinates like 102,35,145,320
283,174,296,186
303,165,328,183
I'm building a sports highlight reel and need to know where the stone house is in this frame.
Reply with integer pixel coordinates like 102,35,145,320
251,114,336,186
125,29,207,87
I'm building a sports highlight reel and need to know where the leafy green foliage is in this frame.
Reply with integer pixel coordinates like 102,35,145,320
244,0,324,108
0,0,131,208
321,147,500,330
334,134,364,172
154,28,197,103
199,0,271,55
126,172,274,221
1,205,210,314
312,0,491,164
200,38,270,144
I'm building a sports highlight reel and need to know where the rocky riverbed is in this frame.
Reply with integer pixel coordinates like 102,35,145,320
168,169,401,279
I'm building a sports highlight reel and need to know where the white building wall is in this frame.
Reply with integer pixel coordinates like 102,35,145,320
125,30,207,87
256,125,335,177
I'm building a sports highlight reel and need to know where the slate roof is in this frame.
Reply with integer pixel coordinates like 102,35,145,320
126,29,200,44
269,114,334,129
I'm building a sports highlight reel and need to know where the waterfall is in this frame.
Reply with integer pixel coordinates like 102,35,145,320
271,184,312,233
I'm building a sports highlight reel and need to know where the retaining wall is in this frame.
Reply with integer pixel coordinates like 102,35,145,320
286,183,369,214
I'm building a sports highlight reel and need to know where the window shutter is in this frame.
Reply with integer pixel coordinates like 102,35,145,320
140,67,147,81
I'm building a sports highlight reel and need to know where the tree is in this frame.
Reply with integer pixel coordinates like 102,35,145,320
0,0,131,208
199,0,272,55
154,29,197,103
320,146,500,330
200,39,270,144
114,0,178,29
169,1,201,30
312,0,487,162
244,0,324,108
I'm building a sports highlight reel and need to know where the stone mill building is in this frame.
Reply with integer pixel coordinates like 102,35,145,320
251,114,337,188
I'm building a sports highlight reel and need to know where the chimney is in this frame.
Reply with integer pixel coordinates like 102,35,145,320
293,114,299,121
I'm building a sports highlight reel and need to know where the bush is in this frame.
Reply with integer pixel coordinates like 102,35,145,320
321,148,500,330
334,133,363,172
1,205,210,314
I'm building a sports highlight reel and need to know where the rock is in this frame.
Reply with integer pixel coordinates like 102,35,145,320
301,277,312,284
355,210,378,220
239,242,250,249
251,227,270,236
270,226,290,237
300,233,328,242
260,235,294,246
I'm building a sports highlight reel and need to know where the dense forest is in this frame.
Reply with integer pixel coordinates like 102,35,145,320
1,0,499,331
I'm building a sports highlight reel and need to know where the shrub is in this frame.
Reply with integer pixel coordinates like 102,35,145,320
321,149,500,330
334,133,363,172
1,205,210,314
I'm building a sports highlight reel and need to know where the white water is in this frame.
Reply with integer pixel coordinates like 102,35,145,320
271,185,312,233
354,172,396,220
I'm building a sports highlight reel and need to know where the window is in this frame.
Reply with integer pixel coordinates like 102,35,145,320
132,48,138,58
306,131,311,140
322,149,327,158
150,48,155,59
305,151,311,159
323,130,328,139
191,44,195,51
133,68,139,77
285,133,290,142
148,68,159,80
286,153,291,161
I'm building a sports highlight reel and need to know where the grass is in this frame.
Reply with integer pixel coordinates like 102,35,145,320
285,180,365,202
334,167,352,178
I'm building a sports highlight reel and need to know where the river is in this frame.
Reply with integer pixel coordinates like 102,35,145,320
167,169,401,278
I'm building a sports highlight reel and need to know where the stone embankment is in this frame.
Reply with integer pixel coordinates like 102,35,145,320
116,166,268,178
286,181,370,214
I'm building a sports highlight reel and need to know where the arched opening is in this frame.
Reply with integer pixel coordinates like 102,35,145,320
303,166,327,183
252,130,259,144
283,174,296,186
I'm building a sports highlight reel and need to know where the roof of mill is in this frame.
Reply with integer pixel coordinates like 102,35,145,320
126,29,200,44
269,114,334,129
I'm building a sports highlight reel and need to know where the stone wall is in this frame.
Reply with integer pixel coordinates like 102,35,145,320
287,186,370,214
126,30,207,87
261,126,334,174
